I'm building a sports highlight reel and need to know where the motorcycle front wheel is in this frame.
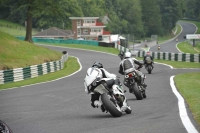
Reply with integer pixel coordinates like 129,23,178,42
147,65,152,74
101,93,122,117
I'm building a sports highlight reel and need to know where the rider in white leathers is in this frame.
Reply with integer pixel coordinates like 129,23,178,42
85,62,126,112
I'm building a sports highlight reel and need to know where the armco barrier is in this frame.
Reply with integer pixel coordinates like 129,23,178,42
137,51,200,62
115,44,200,62
0,53,68,84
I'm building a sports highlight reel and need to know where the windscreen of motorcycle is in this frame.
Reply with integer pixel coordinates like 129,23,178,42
84,67,101,87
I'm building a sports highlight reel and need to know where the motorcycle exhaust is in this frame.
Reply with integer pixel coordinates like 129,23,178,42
125,75,129,78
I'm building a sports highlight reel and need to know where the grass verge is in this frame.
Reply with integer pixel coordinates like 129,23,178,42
0,56,80,90
0,31,62,70
0,19,38,36
177,42,200,54
174,72,200,125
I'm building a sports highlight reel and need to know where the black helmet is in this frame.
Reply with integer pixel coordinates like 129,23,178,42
92,62,103,68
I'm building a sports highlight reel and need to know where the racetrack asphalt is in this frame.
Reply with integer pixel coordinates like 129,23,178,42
0,22,200,133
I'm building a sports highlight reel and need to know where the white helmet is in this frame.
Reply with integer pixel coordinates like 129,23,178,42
124,52,131,58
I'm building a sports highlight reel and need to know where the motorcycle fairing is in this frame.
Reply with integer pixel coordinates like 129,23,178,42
85,67,101,87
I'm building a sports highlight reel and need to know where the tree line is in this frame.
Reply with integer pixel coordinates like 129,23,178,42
0,0,199,42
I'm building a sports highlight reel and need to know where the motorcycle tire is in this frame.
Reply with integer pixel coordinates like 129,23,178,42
132,82,143,100
101,93,122,117
147,65,152,74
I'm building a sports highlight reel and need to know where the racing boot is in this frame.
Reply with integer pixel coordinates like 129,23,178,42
100,105,106,112
94,101,106,112
94,100,102,108
141,75,147,88
121,105,127,112
152,64,154,69
121,101,131,113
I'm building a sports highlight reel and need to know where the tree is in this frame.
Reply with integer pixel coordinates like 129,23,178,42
0,0,83,43
77,0,105,17
25,0,83,43
159,0,186,33
33,0,83,29
141,0,163,37
119,0,144,37
185,0,200,20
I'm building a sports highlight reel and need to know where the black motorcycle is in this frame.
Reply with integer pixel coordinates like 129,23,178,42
144,58,153,74
118,51,146,100
124,68,146,100
118,51,124,60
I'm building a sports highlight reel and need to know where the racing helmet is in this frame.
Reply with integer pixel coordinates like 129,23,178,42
92,62,103,68
124,52,131,58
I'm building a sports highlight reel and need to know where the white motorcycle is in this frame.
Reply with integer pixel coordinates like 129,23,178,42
84,67,132,117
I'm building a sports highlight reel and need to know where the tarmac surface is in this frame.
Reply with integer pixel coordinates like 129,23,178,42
0,22,199,133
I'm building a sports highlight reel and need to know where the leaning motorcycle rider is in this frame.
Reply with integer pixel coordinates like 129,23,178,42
143,51,154,69
118,52,147,93
85,62,126,112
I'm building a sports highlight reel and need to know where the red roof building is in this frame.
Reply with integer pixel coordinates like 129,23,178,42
69,17,111,40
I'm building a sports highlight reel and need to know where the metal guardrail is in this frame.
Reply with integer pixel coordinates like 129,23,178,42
115,43,200,62
137,51,200,62
0,53,68,84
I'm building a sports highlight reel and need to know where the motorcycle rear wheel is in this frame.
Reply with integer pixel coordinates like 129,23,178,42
101,93,122,117
132,83,143,100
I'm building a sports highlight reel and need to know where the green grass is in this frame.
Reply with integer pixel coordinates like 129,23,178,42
0,31,62,70
0,19,199,127
177,42,200,54
0,19,38,36
0,56,79,90
174,72,200,125
36,43,120,55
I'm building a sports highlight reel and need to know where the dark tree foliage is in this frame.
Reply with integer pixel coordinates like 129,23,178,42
158,0,186,33
140,0,163,37
0,0,83,43
185,0,200,20
0,0,194,40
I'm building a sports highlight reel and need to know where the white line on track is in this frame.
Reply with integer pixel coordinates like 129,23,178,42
176,24,183,53
1,44,200,132
170,76,199,133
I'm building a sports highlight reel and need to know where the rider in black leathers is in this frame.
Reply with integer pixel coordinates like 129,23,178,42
143,51,154,69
